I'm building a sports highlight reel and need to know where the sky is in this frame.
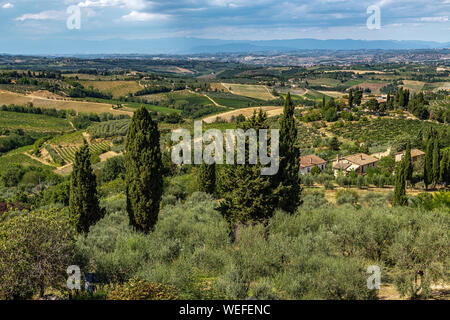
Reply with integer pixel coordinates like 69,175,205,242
0,0,449,53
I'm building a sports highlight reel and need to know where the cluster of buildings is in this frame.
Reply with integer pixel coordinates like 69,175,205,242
299,149,425,176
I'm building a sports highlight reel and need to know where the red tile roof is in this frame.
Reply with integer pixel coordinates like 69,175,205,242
300,155,327,168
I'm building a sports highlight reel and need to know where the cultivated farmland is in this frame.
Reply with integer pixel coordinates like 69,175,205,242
222,83,275,101
49,141,111,164
0,90,132,115
80,80,142,98
202,106,283,123
0,110,73,133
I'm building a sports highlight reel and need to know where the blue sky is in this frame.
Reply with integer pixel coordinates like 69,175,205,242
0,0,449,50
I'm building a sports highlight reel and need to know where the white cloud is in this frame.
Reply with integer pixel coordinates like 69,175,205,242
2,2,14,9
420,16,449,22
121,10,170,21
77,0,148,10
15,10,65,21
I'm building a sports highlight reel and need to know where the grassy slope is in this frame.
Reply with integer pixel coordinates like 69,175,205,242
0,111,73,133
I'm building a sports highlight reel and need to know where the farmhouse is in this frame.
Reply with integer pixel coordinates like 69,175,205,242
395,149,425,163
333,153,378,176
299,155,327,175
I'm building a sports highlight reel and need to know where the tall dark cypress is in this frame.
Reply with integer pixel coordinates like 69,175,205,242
432,139,440,187
440,150,450,185
69,142,104,234
198,162,216,195
404,143,413,183
277,92,301,213
219,110,281,228
125,107,163,233
424,137,433,190
393,160,407,206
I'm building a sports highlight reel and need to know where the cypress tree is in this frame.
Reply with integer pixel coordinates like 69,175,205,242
198,162,216,194
439,150,450,185
219,110,282,228
125,107,163,233
404,143,413,183
69,142,104,234
393,160,407,206
424,137,433,190
276,92,301,213
432,139,440,187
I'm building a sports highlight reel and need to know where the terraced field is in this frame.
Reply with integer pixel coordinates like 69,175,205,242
52,141,111,164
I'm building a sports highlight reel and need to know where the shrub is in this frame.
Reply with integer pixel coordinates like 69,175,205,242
0,209,76,299
389,209,449,299
248,278,279,300
363,192,388,207
324,180,335,190
336,190,359,206
301,191,330,209
301,175,314,187
107,278,178,300
310,166,321,176
101,156,125,183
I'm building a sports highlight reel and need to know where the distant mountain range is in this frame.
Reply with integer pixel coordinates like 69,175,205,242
2,37,450,55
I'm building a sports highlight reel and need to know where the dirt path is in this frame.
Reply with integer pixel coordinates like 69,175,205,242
203,94,227,108
219,83,231,93
99,151,122,162
263,85,276,100
82,132,92,145
55,163,73,175
23,152,55,167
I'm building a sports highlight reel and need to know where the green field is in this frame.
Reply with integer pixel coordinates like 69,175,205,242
167,91,213,106
0,146,52,174
221,83,275,101
80,80,142,98
0,111,73,133
308,78,342,87
303,89,332,100
48,131,84,145
207,92,265,108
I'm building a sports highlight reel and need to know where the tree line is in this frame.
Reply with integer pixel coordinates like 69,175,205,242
68,93,302,234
